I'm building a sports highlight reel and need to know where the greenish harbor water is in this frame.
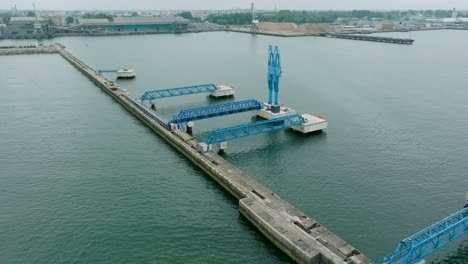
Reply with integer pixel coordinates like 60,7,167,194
1,30,467,263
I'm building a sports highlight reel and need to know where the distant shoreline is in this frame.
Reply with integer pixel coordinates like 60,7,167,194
0,26,465,40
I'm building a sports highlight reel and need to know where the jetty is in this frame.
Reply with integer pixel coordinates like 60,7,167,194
320,33,414,45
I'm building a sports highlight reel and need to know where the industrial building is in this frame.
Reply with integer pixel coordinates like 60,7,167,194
3,16,50,35
0,15,190,37
0,18,5,36
76,16,189,32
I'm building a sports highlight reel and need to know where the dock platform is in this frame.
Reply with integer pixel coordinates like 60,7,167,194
292,114,328,134
256,104,327,134
209,84,235,98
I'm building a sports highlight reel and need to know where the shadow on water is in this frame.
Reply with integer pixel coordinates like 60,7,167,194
228,128,327,157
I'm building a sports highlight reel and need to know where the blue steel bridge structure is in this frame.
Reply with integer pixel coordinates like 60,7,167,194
203,114,305,145
97,69,118,74
377,207,468,264
170,99,263,129
140,84,219,101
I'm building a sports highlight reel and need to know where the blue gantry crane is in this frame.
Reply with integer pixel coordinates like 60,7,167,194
376,207,468,264
267,45,282,111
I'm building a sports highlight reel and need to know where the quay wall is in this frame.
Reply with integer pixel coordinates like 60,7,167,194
55,46,369,264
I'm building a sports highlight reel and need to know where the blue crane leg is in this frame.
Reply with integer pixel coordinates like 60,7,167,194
273,78,279,105
268,77,273,105
266,45,282,106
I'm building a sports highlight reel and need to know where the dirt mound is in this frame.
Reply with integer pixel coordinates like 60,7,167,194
257,22,335,34
257,22,300,32
298,23,335,33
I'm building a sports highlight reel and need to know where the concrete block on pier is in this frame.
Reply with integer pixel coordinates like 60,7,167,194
256,103,297,119
218,141,227,154
187,121,194,134
197,143,212,153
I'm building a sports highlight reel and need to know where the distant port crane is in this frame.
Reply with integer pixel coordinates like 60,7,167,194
251,2,259,32
32,3,44,36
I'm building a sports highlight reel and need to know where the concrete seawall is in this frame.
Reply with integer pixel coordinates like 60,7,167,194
54,46,369,264
0,45,60,55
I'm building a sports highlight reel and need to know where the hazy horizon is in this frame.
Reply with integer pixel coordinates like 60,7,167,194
1,0,467,11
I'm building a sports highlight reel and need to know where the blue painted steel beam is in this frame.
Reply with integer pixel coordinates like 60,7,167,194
174,99,263,125
140,84,218,101
97,69,118,74
378,207,468,264
203,114,305,144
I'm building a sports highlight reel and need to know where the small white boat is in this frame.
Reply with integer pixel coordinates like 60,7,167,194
116,69,136,79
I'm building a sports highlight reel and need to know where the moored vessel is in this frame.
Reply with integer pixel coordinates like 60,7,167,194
117,69,136,79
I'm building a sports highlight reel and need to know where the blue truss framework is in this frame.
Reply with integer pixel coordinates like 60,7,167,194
97,69,118,74
140,84,218,101
203,114,305,144
173,99,263,125
378,207,468,264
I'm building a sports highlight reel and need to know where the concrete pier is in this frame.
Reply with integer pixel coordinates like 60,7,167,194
48,46,369,264
226,29,415,45
322,33,414,45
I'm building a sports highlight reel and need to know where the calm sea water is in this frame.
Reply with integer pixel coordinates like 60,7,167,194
1,30,467,263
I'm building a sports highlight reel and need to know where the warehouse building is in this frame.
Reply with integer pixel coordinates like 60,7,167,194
4,17,50,35
76,16,189,32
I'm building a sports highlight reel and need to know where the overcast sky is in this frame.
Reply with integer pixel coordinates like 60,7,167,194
1,0,467,11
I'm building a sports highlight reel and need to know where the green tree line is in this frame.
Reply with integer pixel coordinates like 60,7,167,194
207,11,341,25
176,12,201,22
206,9,468,25
82,13,113,21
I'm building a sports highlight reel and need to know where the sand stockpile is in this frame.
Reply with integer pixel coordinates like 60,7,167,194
257,22,335,34
257,22,299,32
299,23,336,33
